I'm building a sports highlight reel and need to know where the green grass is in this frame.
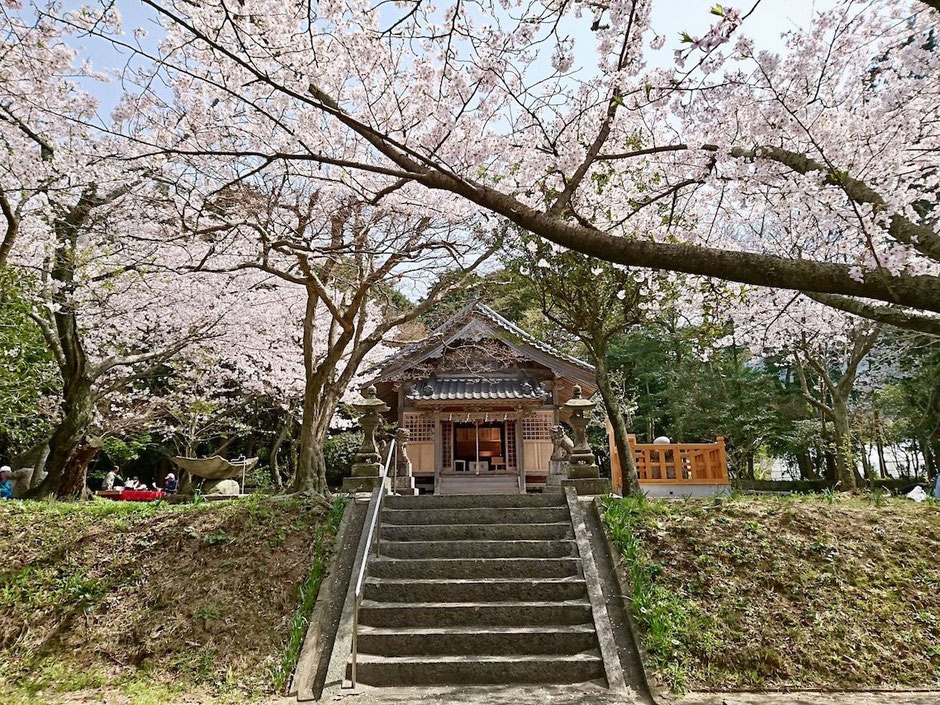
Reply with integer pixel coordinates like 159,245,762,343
602,495,695,691
602,493,940,692
271,495,347,692
0,493,347,702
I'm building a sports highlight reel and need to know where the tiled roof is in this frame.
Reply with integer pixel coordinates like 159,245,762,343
472,303,595,373
407,375,549,401
373,301,595,376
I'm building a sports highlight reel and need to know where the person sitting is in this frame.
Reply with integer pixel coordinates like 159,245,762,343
125,476,142,490
163,473,178,494
104,466,124,491
0,467,13,500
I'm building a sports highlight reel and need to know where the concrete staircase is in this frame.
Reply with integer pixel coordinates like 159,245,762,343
347,492,608,687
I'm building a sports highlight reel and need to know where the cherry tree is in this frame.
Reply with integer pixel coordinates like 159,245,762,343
167,173,496,494
0,1,252,496
46,0,940,333
507,231,681,495
732,291,884,490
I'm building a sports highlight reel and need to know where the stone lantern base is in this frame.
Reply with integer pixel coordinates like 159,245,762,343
342,474,385,493
561,460,611,496
342,460,384,492
562,476,611,495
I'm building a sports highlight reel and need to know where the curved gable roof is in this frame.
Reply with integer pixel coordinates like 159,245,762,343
370,301,595,383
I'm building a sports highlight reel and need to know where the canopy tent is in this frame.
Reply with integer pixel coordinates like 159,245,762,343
170,456,259,480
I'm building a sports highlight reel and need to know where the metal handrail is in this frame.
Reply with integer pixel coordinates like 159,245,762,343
349,437,396,689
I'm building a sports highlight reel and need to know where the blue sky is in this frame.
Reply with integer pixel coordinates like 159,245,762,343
67,0,836,116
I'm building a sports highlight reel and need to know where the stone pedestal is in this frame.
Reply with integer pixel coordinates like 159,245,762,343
547,459,569,487
342,386,390,493
560,385,611,496
392,428,418,496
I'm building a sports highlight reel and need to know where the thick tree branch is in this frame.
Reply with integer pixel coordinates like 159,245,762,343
838,324,883,397
0,190,18,265
90,337,198,380
419,170,940,313
27,310,66,371
127,3,940,314
805,292,940,336
731,144,940,263
793,354,834,416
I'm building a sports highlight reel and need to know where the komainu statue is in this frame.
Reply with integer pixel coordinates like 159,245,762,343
550,424,574,461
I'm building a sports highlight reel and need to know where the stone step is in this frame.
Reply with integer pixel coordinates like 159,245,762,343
379,539,577,560
357,600,594,628
436,475,523,496
369,557,582,580
381,506,570,526
357,624,599,656
363,576,588,603
380,522,572,542
384,493,565,510
348,652,605,687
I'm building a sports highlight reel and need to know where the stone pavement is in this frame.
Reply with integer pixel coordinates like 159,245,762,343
318,683,643,705
678,691,940,705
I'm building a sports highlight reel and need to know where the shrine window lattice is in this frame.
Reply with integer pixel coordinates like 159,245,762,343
403,413,434,443
442,421,453,468
521,412,553,441
505,421,517,469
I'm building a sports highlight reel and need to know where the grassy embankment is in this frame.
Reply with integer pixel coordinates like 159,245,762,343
602,493,940,693
0,494,345,704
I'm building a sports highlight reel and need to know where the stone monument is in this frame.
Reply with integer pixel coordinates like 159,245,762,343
560,385,611,495
547,424,574,487
342,385,390,493
392,427,418,495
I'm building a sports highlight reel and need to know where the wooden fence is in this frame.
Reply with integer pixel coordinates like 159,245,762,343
608,426,729,493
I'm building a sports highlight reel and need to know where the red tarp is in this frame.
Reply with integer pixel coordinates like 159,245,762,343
119,489,167,502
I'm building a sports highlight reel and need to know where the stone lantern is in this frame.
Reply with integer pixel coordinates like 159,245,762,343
342,385,390,493
560,385,611,496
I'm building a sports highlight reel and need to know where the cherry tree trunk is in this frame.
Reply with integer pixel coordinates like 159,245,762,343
34,376,95,499
292,381,336,495
923,440,937,481
293,406,328,494
831,400,857,491
12,440,50,483
269,414,291,489
860,444,874,481
796,451,818,480
57,444,100,499
876,438,888,477
595,353,640,496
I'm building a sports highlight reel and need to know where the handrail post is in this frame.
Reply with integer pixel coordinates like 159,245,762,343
350,604,358,686
348,437,396,690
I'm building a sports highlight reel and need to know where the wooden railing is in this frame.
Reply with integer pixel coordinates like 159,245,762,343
607,424,730,493
628,434,729,484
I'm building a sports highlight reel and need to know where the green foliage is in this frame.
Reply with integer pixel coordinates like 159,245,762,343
204,529,235,546
609,325,791,467
0,267,59,456
602,495,693,692
101,434,153,467
324,430,362,488
271,495,346,692
246,464,274,489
